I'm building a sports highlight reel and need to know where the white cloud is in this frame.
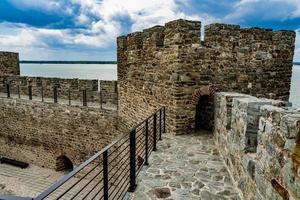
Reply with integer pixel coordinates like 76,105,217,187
226,0,300,23
1,0,214,60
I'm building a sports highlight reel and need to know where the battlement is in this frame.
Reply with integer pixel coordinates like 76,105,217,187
118,19,296,134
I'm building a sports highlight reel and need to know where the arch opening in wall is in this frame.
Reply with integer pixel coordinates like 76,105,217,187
191,85,215,131
56,155,74,172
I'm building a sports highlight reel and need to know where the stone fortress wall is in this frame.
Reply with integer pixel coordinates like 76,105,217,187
0,19,298,198
214,92,300,200
0,97,119,169
118,19,295,134
0,52,120,170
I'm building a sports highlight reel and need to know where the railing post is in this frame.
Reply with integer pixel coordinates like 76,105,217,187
163,107,166,133
68,88,71,106
100,90,103,109
145,120,149,165
17,85,20,98
41,86,44,102
53,86,58,103
128,129,136,192
153,113,157,151
28,85,32,100
6,83,10,98
103,150,109,200
159,109,162,140
115,81,118,111
83,90,87,106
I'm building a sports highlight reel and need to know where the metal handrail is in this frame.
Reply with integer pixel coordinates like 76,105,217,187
0,106,166,200
33,107,166,200
34,131,130,200
1,83,117,109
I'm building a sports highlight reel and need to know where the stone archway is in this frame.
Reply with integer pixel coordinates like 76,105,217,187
191,85,215,131
56,155,74,172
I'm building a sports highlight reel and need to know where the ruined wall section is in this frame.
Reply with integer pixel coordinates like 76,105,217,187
0,97,119,169
214,92,300,200
0,52,20,91
118,19,295,134
0,52,20,76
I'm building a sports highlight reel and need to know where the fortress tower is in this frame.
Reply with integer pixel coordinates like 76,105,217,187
117,19,296,134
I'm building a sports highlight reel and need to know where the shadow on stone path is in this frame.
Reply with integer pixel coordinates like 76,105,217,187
129,130,242,200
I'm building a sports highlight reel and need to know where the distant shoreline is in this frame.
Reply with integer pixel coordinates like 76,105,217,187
20,61,299,65
20,61,117,64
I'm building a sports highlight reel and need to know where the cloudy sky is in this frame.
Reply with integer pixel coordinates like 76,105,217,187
0,0,299,61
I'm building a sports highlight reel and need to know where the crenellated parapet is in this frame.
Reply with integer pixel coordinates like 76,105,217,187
214,92,300,200
118,18,296,134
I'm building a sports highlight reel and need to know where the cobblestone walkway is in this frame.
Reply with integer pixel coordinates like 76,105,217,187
130,131,242,200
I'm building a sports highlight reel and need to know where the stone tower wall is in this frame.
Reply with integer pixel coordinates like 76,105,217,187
0,51,20,76
0,52,20,88
118,19,296,134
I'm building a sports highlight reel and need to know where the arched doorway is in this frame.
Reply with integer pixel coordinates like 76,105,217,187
191,85,215,131
195,95,212,130
56,155,74,172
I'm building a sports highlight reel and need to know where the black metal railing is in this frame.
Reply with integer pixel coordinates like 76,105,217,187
0,107,166,200
1,83,115,109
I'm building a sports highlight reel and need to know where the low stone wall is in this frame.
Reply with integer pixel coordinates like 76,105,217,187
0,97,119,169
0,75,118,106
214,92,300,200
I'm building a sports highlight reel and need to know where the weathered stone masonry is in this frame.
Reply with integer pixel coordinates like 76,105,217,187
118,19,295,134
0,97,119,170
0,52,119,170
0,52,19,76
214,92,300,200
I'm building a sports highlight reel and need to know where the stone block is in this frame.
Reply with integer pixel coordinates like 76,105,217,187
280,114,300,139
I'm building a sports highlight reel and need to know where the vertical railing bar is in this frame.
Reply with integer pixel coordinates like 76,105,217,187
83,90,87,106
115,81,118,111
128,129,136,192
159,108,162,140
41,85,44,102
68,88,71,106
6,83,10,98
153,113,157,151
145,120,149,165
28,85,32,100
53,86,58,103
18,85,20,98
163,107,166,133
103,150,109,200
100,89,103,109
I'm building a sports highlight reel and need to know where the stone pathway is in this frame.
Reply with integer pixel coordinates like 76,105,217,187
129,131,242,200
